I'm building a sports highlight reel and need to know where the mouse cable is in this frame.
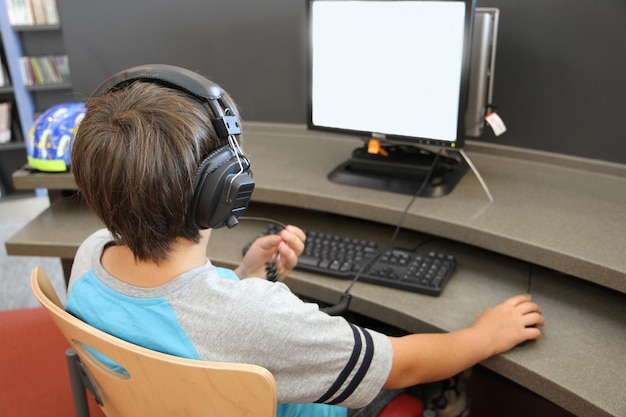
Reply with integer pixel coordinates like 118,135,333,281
239,149,442,313
323,149,443,315
343,150,442,295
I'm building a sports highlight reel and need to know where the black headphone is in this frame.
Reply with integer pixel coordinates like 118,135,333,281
89,64,255,230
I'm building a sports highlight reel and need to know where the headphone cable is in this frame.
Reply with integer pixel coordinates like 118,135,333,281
239,217,287,282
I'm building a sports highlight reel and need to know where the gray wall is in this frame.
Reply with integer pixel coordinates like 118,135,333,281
57,0,626,164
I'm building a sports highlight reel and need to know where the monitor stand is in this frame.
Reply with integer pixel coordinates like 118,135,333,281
328,144,468,197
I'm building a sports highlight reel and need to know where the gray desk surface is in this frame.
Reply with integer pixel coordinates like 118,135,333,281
7,123,626,417
12,123,625,292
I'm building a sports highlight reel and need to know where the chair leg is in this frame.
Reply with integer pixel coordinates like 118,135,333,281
66,348,91,417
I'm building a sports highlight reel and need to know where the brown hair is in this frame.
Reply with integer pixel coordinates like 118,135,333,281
71,81,231,263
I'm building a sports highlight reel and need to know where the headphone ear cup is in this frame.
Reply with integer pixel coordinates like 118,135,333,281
188,146,255,230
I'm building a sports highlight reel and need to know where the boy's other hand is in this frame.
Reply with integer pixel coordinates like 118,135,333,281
236,225,306,281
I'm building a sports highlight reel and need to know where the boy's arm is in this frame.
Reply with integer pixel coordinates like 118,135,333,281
384,294,544,389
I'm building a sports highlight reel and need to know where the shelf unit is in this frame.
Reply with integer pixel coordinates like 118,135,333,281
0,0,70,195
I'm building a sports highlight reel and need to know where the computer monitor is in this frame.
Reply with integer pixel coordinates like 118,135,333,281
306,0,477,197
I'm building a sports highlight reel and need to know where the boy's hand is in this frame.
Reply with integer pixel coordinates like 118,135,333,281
235,225,306,281
384,294,545,388
472,294,545,355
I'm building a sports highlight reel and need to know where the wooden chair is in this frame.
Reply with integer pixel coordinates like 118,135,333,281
30,266,277,417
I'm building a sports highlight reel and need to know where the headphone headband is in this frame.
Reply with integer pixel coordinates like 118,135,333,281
90,64,241,138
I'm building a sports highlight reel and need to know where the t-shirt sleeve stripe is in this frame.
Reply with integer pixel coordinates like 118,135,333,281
315,323,362,403
327,327,375,405
315,324,376,405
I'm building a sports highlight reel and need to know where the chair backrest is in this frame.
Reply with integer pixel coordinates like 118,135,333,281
30,266,278,417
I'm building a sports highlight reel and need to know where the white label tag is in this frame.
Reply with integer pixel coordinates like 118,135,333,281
485,112,507,136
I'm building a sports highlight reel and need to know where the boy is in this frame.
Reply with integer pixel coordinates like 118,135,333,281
67,65,544,417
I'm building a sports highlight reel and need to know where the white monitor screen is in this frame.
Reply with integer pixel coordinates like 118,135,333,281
309,0,471,147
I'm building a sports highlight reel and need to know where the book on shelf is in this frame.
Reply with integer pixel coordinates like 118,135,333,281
0,102,11,144
7,0,59,26
18,55,69,86
0,55,6,87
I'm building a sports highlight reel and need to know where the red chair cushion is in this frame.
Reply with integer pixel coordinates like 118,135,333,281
377,393,425,417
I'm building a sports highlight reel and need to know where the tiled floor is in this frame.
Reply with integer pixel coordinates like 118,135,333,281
0,193,66,311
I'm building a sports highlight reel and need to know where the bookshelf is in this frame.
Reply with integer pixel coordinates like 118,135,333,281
6,0,59,26
0,0,71,195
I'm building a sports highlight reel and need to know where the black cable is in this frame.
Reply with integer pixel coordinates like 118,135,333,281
516,263,536,348
322,149,443,315
319,292,353,316
239,148,443,314
411,237,437,251
239,216,287,282
265,252,280,282
239,216,286,230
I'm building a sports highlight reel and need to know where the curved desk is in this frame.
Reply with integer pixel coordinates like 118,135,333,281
7,123,626,417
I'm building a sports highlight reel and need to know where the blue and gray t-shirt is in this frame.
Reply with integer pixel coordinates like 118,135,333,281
66,229,393,416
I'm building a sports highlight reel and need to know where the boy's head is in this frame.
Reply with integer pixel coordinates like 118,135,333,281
71,65,254,263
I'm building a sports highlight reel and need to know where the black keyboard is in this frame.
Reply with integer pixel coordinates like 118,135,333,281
246,224,456,296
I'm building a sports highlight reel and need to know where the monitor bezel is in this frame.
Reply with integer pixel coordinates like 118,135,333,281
305,0,476,150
